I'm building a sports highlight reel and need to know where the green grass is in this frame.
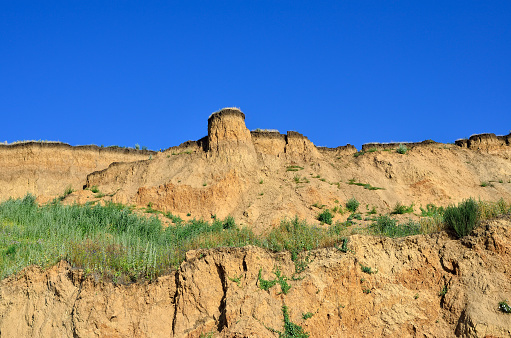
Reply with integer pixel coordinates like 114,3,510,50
0,195,257,282
347,179,384,191
444,198,478,238
286,165,304,172
391,203,414,214
89,186,100,194
2,194,509,284
372,215,421,238
420,204,444,217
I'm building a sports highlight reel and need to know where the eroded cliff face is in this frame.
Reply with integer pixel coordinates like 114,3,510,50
0,142,153,201
1,217,510,337
1,108,511,232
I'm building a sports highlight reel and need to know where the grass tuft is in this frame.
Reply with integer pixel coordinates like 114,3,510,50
444,198,478,238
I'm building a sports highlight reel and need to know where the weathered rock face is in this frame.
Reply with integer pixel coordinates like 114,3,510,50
207,108,257,163
0,142,153,201
284,131,320,161
455,133,511,151
251,131,287,157
1,218,511,337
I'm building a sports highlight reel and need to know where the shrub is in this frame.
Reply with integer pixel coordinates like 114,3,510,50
346,198,360,213
443,198,478,238
222,216,236,230
396,144,407,154
317,210,333,225
499,300,511,313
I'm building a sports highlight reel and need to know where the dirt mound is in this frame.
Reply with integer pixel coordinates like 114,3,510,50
1,217,510,337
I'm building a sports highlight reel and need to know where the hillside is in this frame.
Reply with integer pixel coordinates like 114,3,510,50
1,108,511,337
1,108,510,233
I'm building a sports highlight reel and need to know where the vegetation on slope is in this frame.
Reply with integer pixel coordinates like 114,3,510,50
0,194,510,283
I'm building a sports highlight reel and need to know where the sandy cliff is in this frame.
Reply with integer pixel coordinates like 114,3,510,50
1,217,510,337
1,108,511,232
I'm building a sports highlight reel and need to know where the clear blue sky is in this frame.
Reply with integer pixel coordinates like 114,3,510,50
2,1,510,150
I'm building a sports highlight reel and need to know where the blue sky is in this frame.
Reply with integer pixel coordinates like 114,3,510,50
1,1,510,150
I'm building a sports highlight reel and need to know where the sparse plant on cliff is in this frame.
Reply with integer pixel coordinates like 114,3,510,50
280,305,309,338
391,202,414,214
439,285,448,297
396,144,407,154
89,185,100,193
257,267,291,294
317,209,333,225
229,274,242,287
420,204,444,217
499,300,511,313
302,312,314,320
346,198,360,213
478,198,511,220
444,198,478,238
360,264,377,274
286,165,304,172
334,237,350,253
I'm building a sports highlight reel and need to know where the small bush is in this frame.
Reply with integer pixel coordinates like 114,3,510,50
90,186,100,193
396,144,407,154
346,198,360,213
499,300,511,313
392,203,414,214
222,216,236,230
444,198,478,238
317,210,333,225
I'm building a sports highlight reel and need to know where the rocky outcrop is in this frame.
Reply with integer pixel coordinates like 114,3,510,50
455,133,511,151
1,218,511,337
207,108,257,163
